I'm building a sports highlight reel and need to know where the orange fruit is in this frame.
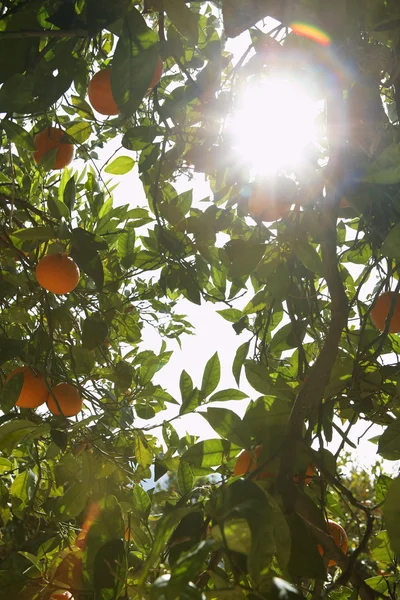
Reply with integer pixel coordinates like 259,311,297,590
88,68,119,116
47,383,83,417
6,366,48,409
234,446,275,480
317,520,348,567
248,178,297,222
36,254,80,295
147,56,163,92
50,592,73,600
125,526,133,541
88,59,163,115
293,463,315,485
234,446,314,484
33,127,74,170
370,291,400,333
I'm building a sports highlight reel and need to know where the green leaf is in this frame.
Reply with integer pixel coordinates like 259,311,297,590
0,73,35,113
287,513,326,579
1,120,35,150
0,338,26,365
381,223,400,259
201,407,251,448
0,370,23,413
180,370,194,402
122,125,161,151
245,362,271,395
10,469,36,503
293,241,323,275
93,539,126,596
164,0,199,45
47,196,70,220
135,435,153,468
181,439,239,468
63,177,76,213
65,120,92,143
201,352,220,397
229,244,265,279
104,156,135,175
361,143,400,184
138,507,196,586
370,531,394,564
217,308,243,323
111,8,160,117
0,420,43,453
232,340,250,386
208,389,248,402
13,226,56,242
82,316,109,350
378,420,400,460
117,228,136,268
56,482,89,518
71,347,95,376
177,460,194,496
70,227,107,291
132,484,151,516
383,476,400,555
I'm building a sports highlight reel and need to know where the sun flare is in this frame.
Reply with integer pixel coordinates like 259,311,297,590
228,77,322,176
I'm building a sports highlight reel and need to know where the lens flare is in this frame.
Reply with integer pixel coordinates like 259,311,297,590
290,22,331,47
228,77,320,176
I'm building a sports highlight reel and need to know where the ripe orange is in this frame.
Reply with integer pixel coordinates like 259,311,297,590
88,68,119,116
36,254,80,295
50,592,73,600
234,446,315,484
6,366,48,409
317,519,348,567
248,178,297,222
125,526,133,541
33,127,74,170
234,446,275,480
293,463,315,485
47,383,83,417
370,291,400,333
88,58,163,115
147,56,163,92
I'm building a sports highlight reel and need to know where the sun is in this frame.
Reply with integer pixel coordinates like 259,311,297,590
227,76,322,176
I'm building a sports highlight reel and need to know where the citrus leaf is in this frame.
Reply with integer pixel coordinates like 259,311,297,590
0,372,23,414
201,407,251,448
104,156,135,175
201,352,220,397
232,341,250,386
82,316,109,350
1,120,35,150
208,389,248,402
164,0,199,45
177,460,194,496
181,439,239,468
383,476,400,555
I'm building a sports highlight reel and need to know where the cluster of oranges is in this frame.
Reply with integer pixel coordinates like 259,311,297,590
32,59,163,171
6,366,83,417
234,445,348,567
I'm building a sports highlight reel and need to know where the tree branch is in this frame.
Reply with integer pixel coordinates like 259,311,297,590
278,81,349,499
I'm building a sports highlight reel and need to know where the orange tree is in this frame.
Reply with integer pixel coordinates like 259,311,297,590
1,1,400,599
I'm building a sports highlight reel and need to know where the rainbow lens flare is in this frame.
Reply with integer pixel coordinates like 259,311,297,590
290,22,331,47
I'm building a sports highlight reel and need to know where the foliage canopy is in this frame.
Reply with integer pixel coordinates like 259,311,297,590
1,0,400,599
